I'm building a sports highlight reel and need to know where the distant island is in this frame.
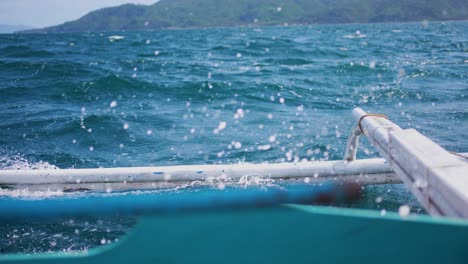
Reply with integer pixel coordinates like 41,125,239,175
22,0,468,33
0,24,33,34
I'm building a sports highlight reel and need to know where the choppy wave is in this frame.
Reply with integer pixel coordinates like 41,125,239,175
0,45,55,58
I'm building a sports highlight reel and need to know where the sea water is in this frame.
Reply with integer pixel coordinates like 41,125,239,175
0,21,467,253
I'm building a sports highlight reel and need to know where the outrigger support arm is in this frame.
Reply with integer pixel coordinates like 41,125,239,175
349,107,468,218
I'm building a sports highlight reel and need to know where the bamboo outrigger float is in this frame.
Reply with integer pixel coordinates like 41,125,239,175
0,108,467,263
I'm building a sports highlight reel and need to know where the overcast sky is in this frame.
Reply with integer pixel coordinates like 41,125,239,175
0,0,157,28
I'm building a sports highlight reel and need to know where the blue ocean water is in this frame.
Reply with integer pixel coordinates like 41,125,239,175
0,21,467,253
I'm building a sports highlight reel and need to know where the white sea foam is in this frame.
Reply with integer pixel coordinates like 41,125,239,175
0,188,65,199
108,35,125,41
0,154,58,170
343,30,366,39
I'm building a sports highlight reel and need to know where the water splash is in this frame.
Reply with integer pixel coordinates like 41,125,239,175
0,153,62,198
0,153,59,171
0,189,65,199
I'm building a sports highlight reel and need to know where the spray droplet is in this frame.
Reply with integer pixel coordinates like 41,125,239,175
233,108,245,119
234,142,242,149
163,174,172,181
218,121,227,131
398,205,411,217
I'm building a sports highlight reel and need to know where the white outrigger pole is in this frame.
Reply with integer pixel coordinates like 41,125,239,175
349,108,468,218
0,157,399,192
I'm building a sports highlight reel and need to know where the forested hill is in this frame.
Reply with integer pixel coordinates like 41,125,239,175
24,0,468,33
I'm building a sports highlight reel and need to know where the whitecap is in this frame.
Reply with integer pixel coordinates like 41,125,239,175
108,35,125,42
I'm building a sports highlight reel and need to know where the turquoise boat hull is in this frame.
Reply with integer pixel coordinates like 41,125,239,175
1,205,467,263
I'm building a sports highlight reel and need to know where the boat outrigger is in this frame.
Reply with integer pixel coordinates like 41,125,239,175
0,108,467,263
